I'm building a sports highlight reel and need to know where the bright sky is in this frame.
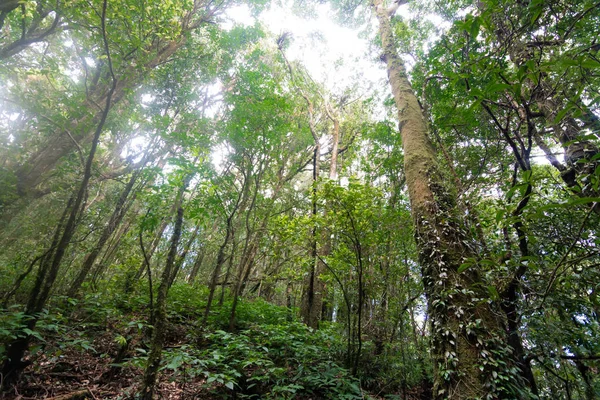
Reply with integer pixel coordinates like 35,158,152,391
224,3,387,92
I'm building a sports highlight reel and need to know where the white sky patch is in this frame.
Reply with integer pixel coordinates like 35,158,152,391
425,13,452,34
202,79,224,119
340,176,349,188
222,4,256,30
65,69,80,83
530,147,558,166
120,136,148,163
260,4,383,91
140,93,155,109
211,142,232,172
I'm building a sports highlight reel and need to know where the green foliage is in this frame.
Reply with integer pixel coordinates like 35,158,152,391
195,320,361,399
124,298,363,399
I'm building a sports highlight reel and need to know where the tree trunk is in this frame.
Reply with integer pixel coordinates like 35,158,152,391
91,216,133,287
67,169,139,297
278,45,326,329
372,0,525,398
203,171,250,323
168,224,200,288
203,215,234,323
1,1,117,383
228,238,258,330
133,216,169,282
301,144,324,328
141,207,184,399
187,247,205,284
187,220,219,283
319,109,341,323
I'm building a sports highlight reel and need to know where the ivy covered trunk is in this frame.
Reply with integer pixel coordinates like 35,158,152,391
372,0,527,398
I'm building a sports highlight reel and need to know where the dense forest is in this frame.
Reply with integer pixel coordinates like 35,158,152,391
0,0,599,398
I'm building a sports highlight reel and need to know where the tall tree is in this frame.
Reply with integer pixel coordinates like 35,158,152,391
371,0,529,397
1,0,117,384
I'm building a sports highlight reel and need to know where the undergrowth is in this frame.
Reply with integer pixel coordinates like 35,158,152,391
0,283,430,399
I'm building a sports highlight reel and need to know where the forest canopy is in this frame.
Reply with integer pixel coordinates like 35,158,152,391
0,0,599,398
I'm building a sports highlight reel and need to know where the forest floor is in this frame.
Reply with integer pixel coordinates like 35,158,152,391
0,290,429,400
1,321,212,399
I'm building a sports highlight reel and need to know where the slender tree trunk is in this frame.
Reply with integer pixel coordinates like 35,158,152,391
1,0,117,383
218,235,236,306
168,224,200,288
372,0,525,397
278,45,326,329
203,172,249,323
352,239,364,377
67,169,139,297
187,247,205,284
286,281,294,321
203,217,234,323
320,108,341,322
228,239,258,330
228,170,286,329
227,170,262,329
134,217,169,281
91,217,133,287
187,220,219,283
301,144,324,328
141,207,184,399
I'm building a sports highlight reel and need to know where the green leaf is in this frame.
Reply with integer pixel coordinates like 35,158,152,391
487,285,500,301
225,381,234,390
495,209,505,224
458,263,471,273
554,107,572,124
580,58,600,69
23,328,43,341
529,0,544,24
486,83,512,94
537,197,600,212
470,16,481,39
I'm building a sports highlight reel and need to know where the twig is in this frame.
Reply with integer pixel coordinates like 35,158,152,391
86,386,98,400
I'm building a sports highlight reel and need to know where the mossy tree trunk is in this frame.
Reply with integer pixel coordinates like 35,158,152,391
372,0,528,398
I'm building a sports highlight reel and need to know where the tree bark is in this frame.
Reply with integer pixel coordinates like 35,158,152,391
372,0,525,398
203,184,246,323
141,207,184,399
1,0,117,384
301,143,324,328
187,248,205,284
168,224,200,288
67,169,140,297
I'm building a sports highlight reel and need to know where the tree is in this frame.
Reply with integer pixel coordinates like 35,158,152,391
1,0,116,383
371,0,530,397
